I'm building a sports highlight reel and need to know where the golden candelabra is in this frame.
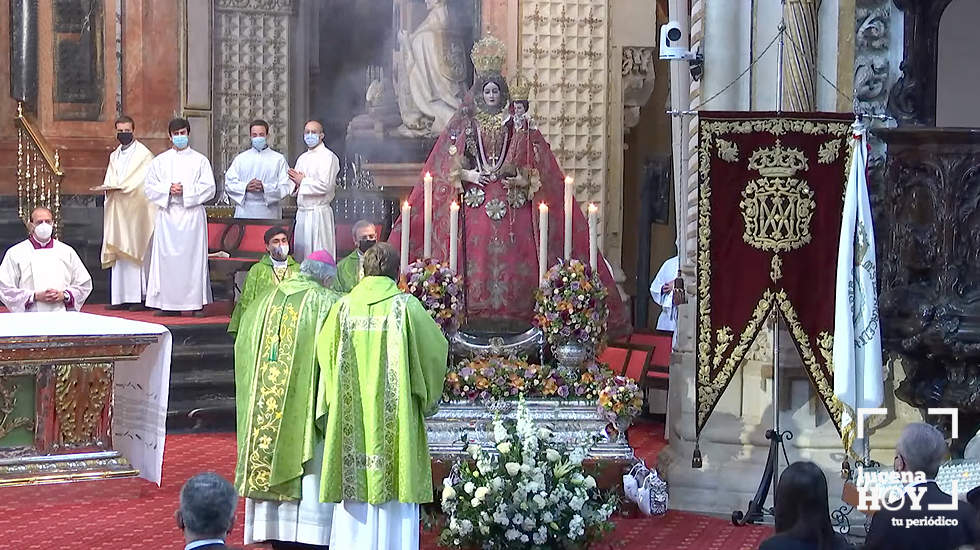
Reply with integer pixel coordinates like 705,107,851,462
15,102,64,237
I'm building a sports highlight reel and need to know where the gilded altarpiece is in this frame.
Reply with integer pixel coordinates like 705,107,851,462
519,1,609,240
695,112,853,440
213,0,295,186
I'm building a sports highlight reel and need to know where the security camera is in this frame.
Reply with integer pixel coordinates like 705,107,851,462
660,21,694,60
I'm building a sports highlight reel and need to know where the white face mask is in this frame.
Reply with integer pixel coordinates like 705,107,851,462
33,222,53,241
271,244,289,260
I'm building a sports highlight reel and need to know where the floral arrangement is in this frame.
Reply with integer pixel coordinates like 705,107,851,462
533,259,608,352
444,355,614,403
399,258,464,335
597,376,643,423
439,399,617,549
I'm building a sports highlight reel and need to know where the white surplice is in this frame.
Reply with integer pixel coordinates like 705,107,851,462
329,500,419,550
144,147,215,311
245,441,335,546
649,256,679,332
0,239,93,312
224,146,291,219
293,143,339,261
110,252,150,305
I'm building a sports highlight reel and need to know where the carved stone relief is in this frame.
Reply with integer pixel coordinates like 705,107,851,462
213,0,295,186
622,46,655,133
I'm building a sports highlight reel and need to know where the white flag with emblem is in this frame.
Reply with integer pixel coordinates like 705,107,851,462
833,121,884,457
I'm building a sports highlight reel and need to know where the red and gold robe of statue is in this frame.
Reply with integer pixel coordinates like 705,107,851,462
388,103,629,338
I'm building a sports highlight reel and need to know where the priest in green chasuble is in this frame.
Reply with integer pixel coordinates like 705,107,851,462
228,226,300,335
332,219,378,294
316,242,448,550
234,249,342,550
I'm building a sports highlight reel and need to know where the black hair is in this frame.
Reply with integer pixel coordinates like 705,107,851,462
263,226,290,244
115,115,135,129
168,118,191,136
773,461,843,550
249,119,269,133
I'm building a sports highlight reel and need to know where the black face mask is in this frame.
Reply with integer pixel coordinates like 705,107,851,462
358,238,376,253
117,132,134,146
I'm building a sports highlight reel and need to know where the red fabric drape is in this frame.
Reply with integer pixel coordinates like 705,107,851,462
695,112,853,437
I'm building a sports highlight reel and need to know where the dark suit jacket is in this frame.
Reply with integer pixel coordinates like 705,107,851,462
864,481,979,550
759,533,853,550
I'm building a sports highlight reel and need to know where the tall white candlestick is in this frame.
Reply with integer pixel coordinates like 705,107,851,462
538,202,549,284
563,175,573,259
449,201,459,273
587,203,599,272
423,172,433,257
400,201,411,274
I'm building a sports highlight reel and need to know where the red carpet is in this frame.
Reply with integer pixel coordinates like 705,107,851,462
0,424,771,550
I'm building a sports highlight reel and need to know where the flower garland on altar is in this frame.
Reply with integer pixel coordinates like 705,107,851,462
439,399,617,549
399,258,465,336
533,259,608,353
444,355,615,403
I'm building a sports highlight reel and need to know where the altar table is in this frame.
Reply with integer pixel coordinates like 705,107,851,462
0,312,172,486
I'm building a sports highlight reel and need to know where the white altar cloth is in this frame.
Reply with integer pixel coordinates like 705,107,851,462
0,312,172,485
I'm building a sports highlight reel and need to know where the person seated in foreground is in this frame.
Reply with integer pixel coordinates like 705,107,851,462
758,461,853,550
864,422,979,550
228,226,299,335
176,472,241,550
0,206,92,312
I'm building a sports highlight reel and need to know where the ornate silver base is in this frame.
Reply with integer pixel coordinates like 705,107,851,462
0,450,139,487
426,398,634,460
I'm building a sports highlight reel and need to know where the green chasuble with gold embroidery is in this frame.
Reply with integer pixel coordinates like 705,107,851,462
228,254,300,334
330,250,361,294
316,275,448,504
234,273,341,500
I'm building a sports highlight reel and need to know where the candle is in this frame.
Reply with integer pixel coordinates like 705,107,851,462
423,172,433,257
449,201,459,273
538,202,549,284
400,201,411,274
563,175,573,259
588,203,599,272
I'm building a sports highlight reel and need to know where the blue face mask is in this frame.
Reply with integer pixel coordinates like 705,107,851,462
251,136,267,151
304,133,320,148
171,134,189,149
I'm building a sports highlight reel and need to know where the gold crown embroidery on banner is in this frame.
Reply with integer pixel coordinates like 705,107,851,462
747,140,809,178
510,78,531,101
471,34,507,76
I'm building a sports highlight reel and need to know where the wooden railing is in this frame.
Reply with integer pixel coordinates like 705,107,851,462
14,102,63,235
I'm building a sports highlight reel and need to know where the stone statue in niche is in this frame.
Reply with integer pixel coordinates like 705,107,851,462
393,0,469,137
622,47,656,133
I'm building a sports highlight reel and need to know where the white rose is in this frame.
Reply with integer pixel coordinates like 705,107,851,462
464,481,475,494
546,449,561,462
497,441,513,454
505,462,521,476
520,464,531,474
442,486,457,501
471,497,482,507
475,486,491,500
538,427,553,439
584,475,597,489
467,443,481,457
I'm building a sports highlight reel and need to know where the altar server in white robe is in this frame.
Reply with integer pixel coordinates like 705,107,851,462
144,118,215,316
0,206,92,312
224,119,292,219
288,120,339,262
101,115,156,309
650,254,679,332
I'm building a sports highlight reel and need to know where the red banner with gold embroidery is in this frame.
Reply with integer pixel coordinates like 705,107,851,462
695,112,853,438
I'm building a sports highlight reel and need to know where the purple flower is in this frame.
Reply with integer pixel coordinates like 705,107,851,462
557,385,570,398
459,367,474,378
482,366,496,377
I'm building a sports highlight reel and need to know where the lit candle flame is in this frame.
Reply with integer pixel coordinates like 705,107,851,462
539,202,549,212
564,175,573,186
588,202,598,213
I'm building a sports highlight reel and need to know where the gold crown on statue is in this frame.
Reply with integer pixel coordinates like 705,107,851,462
747,140,809,178
510,77,531,101
471,34,507,75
